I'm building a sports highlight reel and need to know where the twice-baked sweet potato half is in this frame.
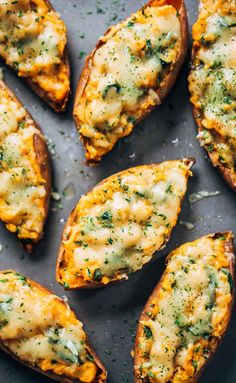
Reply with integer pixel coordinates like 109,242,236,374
134,232,235,383
0,0,70,112
0,80,51,252
188,0,236,191
74,0,188,163
56,158,194,289
0,270,107,383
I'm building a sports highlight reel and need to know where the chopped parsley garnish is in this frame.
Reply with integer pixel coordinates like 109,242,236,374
143,325,153,339
99,210,113,228
94,268,102,281
102,82,121,99
165,184,173,194
127,21,134,28
221,268,234,292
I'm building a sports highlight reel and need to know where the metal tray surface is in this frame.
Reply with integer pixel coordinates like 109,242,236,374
0,1,235,382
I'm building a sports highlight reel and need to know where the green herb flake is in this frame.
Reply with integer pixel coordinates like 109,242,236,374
143,325,153,339
192,360,198,371
99,210,113,228
221,268,234,292
127,21,134,28
165,184,174,194
94,268,102,281
102,82,121,99
78,51,86,59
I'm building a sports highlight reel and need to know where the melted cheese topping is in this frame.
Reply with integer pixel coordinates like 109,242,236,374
0,0,69,107
75,3,181,162
0,83,47,242
58,160,192,288
0,271,101,383
137,235,233,383
188,0,236,180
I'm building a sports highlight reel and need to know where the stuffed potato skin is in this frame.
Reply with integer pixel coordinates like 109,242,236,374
56,158,194,289
0,80,51,252
0,0,70,112
74,0,188,164
0,270,107,383
188,0,236,191
134,232,235,383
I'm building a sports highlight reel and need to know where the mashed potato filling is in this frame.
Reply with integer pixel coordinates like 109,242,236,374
189,0,236,180
58,160,192,288
75,2,182,161
0,83,47,241
0,271,101,383
0,0,69,106
137,235,233,383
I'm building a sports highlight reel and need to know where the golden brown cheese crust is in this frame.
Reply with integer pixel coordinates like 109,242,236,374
0,0,70,112
189,0,236,191
56,158,194,289
0,270,107,383
74,0,188,164
0,80,51,252
134,232,235,383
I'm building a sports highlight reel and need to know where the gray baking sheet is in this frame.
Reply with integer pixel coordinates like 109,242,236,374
0,1,235,382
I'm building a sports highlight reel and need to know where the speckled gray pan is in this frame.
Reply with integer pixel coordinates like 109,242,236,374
0,1,235,383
